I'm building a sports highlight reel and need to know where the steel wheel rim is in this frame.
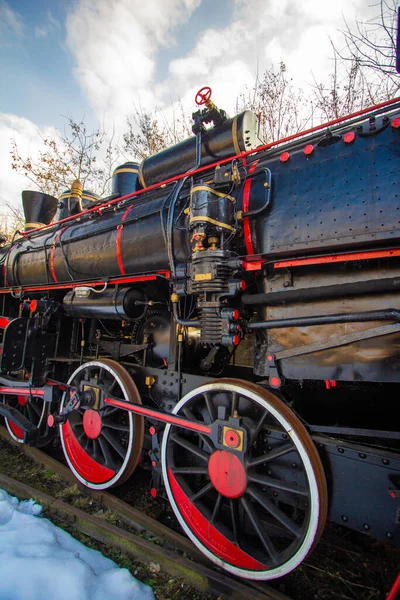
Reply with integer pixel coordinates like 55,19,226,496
59,360,144,490
161,379,327,580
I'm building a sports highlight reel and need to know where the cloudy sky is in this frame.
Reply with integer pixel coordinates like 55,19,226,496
0,0,377,210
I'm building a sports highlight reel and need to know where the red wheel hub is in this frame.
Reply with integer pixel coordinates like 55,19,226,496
82,410,102,439
208,450,247,498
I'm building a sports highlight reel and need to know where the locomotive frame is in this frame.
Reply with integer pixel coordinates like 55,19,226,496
0,90,399,581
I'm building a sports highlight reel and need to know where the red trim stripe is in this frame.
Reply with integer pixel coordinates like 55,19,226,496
116,205,135,275
49,227,66,283
0,272,169,295
274,248,400,269
243,161,259,255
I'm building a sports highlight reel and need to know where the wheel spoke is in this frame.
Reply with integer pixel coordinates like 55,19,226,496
30,401,42,417
102,420,131,432
108,379,118,395
203,392,216,422
84,437,92,453
190,481,213,502
248,473,308,497
170,433,210,462
211,493,222,524
98,435,117,470
240,496,279,564
230,498,241,544
247,485,301,537
247,443,294,468
182,407,213,452
102,407,120,416
26,403,36,423
171,466,209,475
252,409,269,441
101,428,127,459
92,439,102,462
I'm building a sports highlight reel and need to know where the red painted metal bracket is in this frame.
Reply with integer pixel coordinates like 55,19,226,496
274,248,400,269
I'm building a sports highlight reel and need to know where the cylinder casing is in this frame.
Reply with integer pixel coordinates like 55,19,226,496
63,287,146,320
139,111,259,188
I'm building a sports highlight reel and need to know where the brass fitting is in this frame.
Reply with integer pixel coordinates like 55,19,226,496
208,236,219,250
145,376,156,388
192,231,206,252
171,293,179,303
71,179,84,211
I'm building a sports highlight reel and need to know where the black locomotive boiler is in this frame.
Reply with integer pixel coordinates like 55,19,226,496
0,86,399,581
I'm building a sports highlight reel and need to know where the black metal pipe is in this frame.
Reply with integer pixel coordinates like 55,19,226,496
241,277,400,306
246,308,400,330
241,168,272,218
172,302,200,328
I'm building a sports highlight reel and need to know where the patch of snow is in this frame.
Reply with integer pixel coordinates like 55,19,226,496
0,488,155,600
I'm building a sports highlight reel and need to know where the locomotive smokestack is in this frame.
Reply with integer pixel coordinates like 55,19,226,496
21,190,58,231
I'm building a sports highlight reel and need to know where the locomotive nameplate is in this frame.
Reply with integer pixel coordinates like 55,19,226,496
194,273,212,281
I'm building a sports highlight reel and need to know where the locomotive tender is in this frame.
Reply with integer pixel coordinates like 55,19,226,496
0,86,400,581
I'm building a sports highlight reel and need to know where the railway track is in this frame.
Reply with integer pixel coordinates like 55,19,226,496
0,426,289,600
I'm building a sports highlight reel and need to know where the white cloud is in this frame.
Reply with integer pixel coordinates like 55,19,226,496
65,0,379,133
66,0,201,127
47,10,61,31
34,26,48,39
0,1,24,39
34,10,62,40
0,114,56,212
167,0,377,114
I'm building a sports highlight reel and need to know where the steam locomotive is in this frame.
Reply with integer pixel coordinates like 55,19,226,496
0,86,399,581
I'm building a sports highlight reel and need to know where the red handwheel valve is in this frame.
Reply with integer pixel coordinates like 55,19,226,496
195,86,212,106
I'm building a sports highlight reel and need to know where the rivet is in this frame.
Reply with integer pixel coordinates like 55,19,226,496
344,132,356,144
359,453,366,459
303,144,314,156
382,458,390,465
341,515,348,522
338,447,344,453
363,523,370,531
386,532,393,539
280,151,290,163
391,116,400,129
